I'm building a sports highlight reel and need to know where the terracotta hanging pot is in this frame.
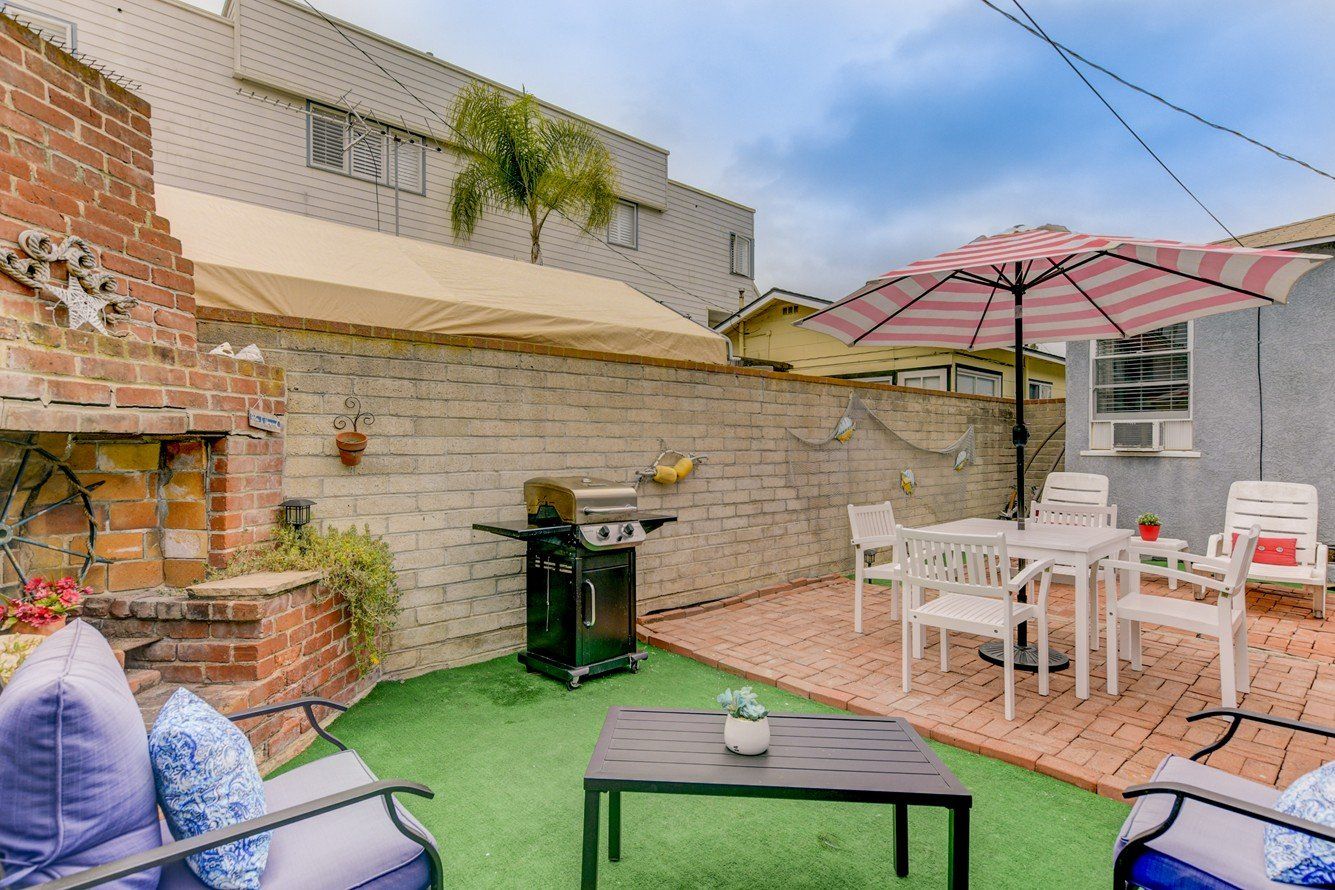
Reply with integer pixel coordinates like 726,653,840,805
12,615,66,637
335,431,368,467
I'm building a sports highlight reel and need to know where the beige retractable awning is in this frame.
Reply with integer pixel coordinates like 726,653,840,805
156,186,728,364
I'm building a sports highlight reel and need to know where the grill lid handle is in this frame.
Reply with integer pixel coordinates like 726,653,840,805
581,506,636,515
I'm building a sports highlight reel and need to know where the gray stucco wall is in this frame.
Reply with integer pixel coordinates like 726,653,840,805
1066,253,1335,552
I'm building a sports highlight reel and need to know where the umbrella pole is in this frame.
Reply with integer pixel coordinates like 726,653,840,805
979,282,1070,673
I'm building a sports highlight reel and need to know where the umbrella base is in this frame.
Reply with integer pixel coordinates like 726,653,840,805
978,640,1070,673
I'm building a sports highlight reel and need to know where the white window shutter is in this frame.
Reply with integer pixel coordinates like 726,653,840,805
391,139,425,194
349,126,386,183
608,200,637,248
309,107,347,172
730,233,754,277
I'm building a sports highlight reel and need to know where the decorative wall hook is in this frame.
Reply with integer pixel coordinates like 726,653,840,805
635,439,709,486
0,231,138,337
333,397,375,467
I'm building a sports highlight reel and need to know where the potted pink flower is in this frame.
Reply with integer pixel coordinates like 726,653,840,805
2,576,88,636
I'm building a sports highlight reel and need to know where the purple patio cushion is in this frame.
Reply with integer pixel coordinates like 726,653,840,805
0,620,161,888
1115,754,1293,890
158,750,433,890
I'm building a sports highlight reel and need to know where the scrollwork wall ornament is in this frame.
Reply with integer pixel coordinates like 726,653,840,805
0,230,138,337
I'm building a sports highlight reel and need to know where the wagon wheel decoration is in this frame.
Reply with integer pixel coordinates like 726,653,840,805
0,437,105,597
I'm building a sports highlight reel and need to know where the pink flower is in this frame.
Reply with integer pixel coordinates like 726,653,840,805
8,576,86,621
13,601,61,627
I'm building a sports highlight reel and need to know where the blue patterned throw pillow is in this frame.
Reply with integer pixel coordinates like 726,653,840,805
1266,761,1335,884
149,688,271,889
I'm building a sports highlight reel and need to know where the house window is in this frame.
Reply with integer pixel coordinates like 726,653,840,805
729,233,754,277
1029,379,1054,399
781,305,800,316
5,4,77,49
1092,322,1191,420
607,200,638,248
898,368,947,391
956,367,1001,396
307,102,426,195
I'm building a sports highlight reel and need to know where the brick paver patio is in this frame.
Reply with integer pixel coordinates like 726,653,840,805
640,573,1335,799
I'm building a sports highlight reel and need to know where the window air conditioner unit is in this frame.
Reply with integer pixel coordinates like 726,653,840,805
1111,421,1162,452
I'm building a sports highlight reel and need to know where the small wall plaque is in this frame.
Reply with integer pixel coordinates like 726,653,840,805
248,409,282,433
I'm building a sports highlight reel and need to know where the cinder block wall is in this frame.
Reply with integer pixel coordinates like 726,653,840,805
201,312,1065,680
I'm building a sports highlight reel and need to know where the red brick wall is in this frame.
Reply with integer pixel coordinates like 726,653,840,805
0,16,286,567
84,575,370,767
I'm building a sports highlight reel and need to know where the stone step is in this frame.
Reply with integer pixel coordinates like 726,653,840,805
108,636,161,669
124,668,161,696
136,679,256,730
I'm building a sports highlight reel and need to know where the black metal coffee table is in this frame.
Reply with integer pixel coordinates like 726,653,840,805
581,707,972,888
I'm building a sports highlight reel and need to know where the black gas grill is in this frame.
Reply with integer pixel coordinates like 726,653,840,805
473,476,674,688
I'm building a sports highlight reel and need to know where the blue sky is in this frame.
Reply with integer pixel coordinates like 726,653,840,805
196,1,1335,299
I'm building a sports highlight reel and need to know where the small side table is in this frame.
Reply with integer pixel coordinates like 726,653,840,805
1126,536,1189,590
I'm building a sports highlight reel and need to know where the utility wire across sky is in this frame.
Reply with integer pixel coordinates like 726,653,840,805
978,0,1335,185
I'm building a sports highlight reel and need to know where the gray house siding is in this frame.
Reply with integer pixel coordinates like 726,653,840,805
36,0,757,324
1066,256,1335,550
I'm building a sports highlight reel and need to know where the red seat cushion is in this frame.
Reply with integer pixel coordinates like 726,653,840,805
1232,532,1300,566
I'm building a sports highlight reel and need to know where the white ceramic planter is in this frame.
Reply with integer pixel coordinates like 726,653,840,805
723,715,770,755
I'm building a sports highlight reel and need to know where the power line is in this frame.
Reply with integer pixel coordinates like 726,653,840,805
1005,0,1267,479
300,0,735,318
558,210,736,318
978,0,1335,185
1006,0,1244,246
299,0,459,148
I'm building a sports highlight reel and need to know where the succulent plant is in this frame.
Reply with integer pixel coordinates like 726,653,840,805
1137,512,1161,526
716,686,769,721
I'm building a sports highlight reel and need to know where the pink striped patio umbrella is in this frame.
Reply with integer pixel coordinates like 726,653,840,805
798,224,1327,669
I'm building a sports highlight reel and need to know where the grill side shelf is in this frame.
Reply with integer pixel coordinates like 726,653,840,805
636,513,677,534
472,520,574,541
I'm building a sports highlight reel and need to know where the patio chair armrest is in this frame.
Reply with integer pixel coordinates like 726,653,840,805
1123,781,1335,845
1099,558,1228,593
1187,707,1335,761
1007,558,1056,592
36,779,439,890
227,697,350,751
1205,533,1223,557
855,536,898,550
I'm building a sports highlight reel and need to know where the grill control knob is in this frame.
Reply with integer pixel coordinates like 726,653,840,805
596,526,610,540
622,523,636,537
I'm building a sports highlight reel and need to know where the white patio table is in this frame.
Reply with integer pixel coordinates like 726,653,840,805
921,518,1132,700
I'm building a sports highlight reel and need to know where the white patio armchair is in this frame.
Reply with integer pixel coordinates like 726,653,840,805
849,501,900,633
1102,527,1261,707
1191,481,1328,618
896,526,1055,720
1029,501,1118,651
1039,471,1110,508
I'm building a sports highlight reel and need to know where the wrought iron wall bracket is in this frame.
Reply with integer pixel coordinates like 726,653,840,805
333,397,375,433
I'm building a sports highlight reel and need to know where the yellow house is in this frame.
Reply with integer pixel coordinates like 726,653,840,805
715,288,1066,398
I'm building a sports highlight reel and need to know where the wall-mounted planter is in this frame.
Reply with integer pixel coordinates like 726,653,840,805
332,397,374,467
335,431,368,467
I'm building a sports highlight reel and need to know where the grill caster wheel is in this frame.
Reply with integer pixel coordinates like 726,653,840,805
628,660,641,673
567,677,581,690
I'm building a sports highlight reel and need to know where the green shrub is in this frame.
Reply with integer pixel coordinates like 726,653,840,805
215,525,400,674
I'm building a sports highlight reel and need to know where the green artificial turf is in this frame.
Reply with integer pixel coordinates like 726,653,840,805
280,647,1127,888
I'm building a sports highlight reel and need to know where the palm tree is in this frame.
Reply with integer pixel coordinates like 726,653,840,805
447,82,619,264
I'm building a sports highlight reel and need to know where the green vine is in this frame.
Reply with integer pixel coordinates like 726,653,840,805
214,524,400,675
